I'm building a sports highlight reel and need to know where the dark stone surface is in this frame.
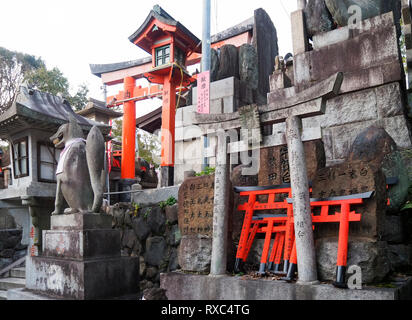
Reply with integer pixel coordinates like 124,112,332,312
145,236,167,267
383,215,405,244
238,44,259,90
217,45,239,81
210,48,220,82
348,126,410,213
168,247,179,272
165,204,178,224
253,8,279,102
132,216,151,241
27,256,139,300
165,224,181,247
304,0,334,37
315,237,391,284
146,206,166,235
325,0,401,27
387,244,412,272
143,288,168,300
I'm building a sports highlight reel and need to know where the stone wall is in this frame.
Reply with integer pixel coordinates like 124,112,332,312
107,202,180,296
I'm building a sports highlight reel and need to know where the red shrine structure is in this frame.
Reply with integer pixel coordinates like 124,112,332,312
90,5,263,188
105,5,201,187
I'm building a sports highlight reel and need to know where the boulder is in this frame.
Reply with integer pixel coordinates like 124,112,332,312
316,237,391,284
387,244,412,272
165,224,181,247
145,266,158,280
238,44,259,90
304,0,334,37
348,126,410,214
121,228,137,250
145,236,167,267
165,204,178,225
132,216,151,241
217,45,239,81
146,206,166,235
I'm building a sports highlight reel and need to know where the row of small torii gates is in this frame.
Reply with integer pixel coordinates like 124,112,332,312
101,5,247,187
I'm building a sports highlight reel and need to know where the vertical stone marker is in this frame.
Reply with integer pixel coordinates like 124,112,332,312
210,130,231,276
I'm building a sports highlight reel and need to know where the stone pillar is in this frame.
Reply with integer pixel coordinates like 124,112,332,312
285,116,318,284
291,9,309,55
210,131,230,276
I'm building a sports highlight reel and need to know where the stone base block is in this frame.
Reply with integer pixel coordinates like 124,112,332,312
51,213,112,231
160,272,412,300
42,229,120,260
26,256,139,300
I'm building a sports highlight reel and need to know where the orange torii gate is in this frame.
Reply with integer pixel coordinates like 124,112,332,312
106,5,201,187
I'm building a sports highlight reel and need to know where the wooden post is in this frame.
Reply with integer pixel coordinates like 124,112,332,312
160,78,176,187
121,77,136,180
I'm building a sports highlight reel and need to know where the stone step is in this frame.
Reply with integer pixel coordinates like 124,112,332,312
10,267,25,279
0,290,7,300
0,278,25,291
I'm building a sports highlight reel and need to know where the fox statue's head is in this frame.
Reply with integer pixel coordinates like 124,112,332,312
50,115,85,149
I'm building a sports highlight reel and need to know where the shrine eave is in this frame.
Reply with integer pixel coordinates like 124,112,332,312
0,87,111,138
128,5,201,52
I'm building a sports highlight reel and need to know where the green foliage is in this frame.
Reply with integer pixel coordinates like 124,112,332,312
111,119,161,167
132,203,140,217
25,67,89,111
159,196,177,210
0,47,45,112
195,166,215,176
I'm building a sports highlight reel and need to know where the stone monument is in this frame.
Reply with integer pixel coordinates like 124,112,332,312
19,119,139,300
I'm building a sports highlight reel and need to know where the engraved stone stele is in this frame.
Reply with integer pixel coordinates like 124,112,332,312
312,160,387,240
25,213,139,300
177,174,234,273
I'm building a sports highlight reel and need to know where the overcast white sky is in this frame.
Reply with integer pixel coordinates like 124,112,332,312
0,0,297,117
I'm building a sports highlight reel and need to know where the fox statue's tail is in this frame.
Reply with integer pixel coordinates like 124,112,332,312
86,126,106,213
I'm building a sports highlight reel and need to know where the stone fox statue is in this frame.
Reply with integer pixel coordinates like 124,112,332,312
50,117,106,215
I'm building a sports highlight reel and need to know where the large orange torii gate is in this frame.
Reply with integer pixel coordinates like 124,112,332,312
107,5,201,187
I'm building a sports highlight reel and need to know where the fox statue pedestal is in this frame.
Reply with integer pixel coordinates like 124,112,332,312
25,213,139,300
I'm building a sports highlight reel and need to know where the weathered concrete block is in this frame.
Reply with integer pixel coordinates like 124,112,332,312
291,10,309,55
131,186,179,206
50,213,112,231
42,229,120,259
26,255,139,300
193,77,238,102
316,237,391,284
210,98,223,114
178,235,212,272
313,26,350,49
